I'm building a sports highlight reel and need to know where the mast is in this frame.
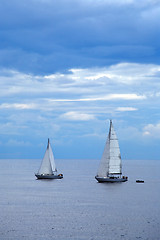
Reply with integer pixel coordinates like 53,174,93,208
109,119,112,140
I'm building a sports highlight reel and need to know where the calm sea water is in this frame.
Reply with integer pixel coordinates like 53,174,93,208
0,159,160,240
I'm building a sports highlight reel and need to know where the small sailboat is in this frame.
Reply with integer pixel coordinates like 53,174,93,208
35,139,63,179
95,120,128,183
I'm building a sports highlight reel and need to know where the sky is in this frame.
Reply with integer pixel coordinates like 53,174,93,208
0,0,160,160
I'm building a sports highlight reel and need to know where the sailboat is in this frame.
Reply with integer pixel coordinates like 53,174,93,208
95,120,128,183
35,139,63,179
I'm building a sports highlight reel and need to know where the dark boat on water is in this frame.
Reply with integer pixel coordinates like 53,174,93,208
136,180,144,183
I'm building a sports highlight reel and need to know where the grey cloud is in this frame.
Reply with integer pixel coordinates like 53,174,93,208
0,0,160,73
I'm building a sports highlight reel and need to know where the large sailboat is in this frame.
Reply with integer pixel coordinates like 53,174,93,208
35,139,63,179
95,120,128,183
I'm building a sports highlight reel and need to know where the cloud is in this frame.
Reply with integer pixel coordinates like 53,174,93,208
0,0,160,159
49,94,145,102
143,123,160,138
0,0,160,73
1,62,160,119
116,107,138,112
60,111,95,121
0,62,159,151
1,62,159,98
0,103,37,110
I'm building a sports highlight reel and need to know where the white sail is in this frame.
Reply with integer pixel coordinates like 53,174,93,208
97,120,122,177
97,135,110,177
37,139,56,175
108,122,122,175
48,140,56,172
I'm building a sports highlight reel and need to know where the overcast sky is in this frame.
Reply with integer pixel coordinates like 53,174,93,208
0,0,160,160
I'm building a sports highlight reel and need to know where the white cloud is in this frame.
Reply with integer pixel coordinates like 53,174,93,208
68,63,160,86
143,131,150,136
49,94,146,102
143,123,160,138
0,103,37,110
1,62,160,125
0,63,160,99
60,111,95,121
116,107,138,112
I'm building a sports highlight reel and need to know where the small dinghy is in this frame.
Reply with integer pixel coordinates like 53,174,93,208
35,138,63,180
136,180,144,183
95,120,128,183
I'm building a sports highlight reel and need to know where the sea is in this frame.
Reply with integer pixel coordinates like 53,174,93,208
0,159,160,240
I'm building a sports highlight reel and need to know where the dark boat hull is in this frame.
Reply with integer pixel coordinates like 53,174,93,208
136,180,144,183
35,174,63,179
95,176,128,183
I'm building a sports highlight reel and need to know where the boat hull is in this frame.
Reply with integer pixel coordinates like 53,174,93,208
136,180,144,183
35,174,63,180
95,176,128,183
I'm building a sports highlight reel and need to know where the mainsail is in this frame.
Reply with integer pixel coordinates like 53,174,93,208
97,120,122,177
37,139,56,175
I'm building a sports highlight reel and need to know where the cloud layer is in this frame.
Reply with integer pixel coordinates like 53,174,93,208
0,62,160,160
0,0,160,159
0,0,160,73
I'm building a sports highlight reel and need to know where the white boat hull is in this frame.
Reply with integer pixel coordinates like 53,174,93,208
35,174,63,180
95,176,128,183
